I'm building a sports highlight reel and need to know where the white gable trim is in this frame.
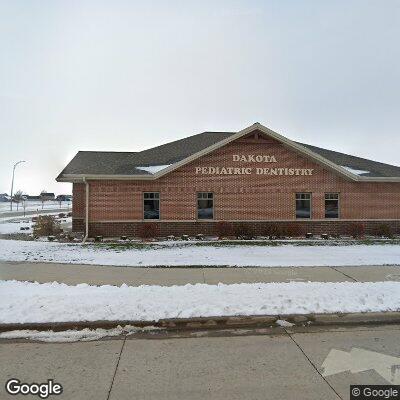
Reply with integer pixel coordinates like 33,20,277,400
152,122,359,181
57,123,400,182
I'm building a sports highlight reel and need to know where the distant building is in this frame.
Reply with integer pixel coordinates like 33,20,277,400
0,193,10,202
40,192,55,201
56,194,72,202
26,195,41,201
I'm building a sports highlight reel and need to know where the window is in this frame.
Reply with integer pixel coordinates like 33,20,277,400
296,193,311,219
197,192,214,219
325,193,339,218
143,192,160,219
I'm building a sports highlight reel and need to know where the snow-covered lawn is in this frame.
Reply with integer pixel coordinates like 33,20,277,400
1,280,399,324
0,201,71,214
0,239,399,266
0,220,33,234
0,217,71,235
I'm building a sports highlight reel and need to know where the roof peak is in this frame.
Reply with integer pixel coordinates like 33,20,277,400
57,123,400,181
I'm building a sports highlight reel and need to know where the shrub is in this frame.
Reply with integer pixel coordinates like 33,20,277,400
33,215,62,237
375,224,393,238
261,223,278,237
234,223,254,239
215,221,234,238
269,224,283,238
265,224,302,238
137,222,159,239
259,223,271,237
284,224,302,238
347,222,365,238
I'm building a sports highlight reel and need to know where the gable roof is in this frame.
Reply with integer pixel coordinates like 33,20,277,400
297,142,400,179
56,123,400,182
57,131,234,178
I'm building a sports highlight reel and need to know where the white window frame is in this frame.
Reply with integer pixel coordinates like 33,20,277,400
143,192,160,220
295,192,312,219
197,192,214,220
325,193,340,219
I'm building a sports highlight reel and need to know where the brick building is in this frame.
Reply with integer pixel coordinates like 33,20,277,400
56,123,400,237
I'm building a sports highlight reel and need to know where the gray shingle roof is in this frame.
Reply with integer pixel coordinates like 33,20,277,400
57,130,400,179
57,132,233,178
297,142,400,178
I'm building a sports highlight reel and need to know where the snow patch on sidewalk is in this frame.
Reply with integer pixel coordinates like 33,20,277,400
0,239,399,267
0,325,158,342
276,319,294,327
1,280,400,324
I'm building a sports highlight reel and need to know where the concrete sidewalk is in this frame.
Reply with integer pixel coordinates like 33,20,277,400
1,261,400,285
2,324,400,399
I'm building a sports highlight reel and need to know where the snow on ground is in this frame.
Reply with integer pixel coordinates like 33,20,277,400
0,201,71,214
0,220,32,234
0,212,71,224
0,239,399,266
0,325,158,342
0,217,71,235
1,280,399,324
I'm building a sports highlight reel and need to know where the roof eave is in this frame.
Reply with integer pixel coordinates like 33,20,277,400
56,173,400,183
57,174,156,182
358,176,400,182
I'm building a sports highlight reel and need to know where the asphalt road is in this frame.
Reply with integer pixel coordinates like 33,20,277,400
1,324,399,400
1,261,400,285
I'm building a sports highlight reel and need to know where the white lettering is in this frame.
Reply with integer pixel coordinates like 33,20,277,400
232,154,278,163
195,164,314,176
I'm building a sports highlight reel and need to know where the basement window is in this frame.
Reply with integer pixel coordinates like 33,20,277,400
197,192,214,219
296,193,311,219
325,193,339,219
143,192,160,219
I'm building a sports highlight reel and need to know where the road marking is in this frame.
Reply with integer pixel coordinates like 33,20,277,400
322,347,400,384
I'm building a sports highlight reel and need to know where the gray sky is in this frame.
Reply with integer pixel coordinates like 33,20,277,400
1,0,399,195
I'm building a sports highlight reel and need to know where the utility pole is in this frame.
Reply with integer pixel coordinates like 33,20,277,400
10,160,25,211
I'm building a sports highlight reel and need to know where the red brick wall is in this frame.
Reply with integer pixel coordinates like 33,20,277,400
72,183,85,218
87,220,400,237
72,131,400,235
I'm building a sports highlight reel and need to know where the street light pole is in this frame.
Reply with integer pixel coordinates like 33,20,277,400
10,160,25,211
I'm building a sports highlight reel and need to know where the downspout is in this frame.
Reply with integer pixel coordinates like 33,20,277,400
82,177,89,243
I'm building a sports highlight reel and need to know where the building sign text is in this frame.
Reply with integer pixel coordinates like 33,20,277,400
195,154,314,176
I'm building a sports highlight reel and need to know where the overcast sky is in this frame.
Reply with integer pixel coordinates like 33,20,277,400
1,0,399,195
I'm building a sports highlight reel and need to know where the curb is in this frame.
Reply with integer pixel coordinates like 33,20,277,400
1,312,400,333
